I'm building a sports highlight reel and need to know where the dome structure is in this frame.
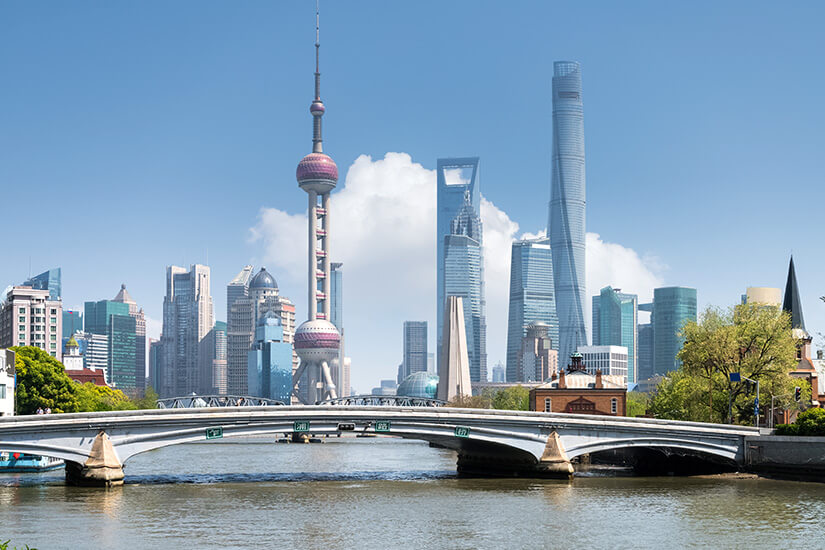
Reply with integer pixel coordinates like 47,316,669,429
294,319,340,362
249,267,277,290
296,152,338,193
397,372,439,399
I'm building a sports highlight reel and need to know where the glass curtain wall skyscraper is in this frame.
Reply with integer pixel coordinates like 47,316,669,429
437,157,486,382
651,287,697,375
592,287,638,384
402,321,428,380
84,299,138,390
24,268,61,301
505,238,558,382
548,61,587,365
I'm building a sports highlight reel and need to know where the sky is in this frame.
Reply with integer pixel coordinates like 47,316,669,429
2,1,824,392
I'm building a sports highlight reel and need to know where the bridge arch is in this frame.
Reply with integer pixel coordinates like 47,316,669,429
562,437,742,464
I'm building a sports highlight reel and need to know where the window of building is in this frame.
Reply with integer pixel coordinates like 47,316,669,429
18,316,25,322
0,384,5,399
19,308,25,313
611,398,618,414
50,317,56,324
18,335,25,342
50,309,56,315
50,326,56,333
544,398,552,412
50,335,56,341
18,325,24,332
50,343,56,350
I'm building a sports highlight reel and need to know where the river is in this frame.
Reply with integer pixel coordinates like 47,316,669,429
1,437,824,548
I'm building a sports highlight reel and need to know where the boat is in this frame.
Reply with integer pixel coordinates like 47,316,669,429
0,452,64,473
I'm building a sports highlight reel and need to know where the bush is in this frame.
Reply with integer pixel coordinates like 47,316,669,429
776,408,825,436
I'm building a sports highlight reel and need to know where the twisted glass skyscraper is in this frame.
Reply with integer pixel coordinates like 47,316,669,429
549,61,587,366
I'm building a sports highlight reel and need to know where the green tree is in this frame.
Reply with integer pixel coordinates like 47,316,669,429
13,346,80,414
446,394,492,409
626,391,650,417
491,385,530,411
133,386,159,409
651,304,806,424
75,383,135,412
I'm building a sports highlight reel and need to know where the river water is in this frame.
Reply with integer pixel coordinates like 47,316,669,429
1,437,824,549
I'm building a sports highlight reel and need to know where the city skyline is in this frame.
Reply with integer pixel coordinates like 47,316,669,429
3,2,825,391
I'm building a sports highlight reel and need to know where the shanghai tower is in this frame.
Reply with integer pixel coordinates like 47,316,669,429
548,61,587,365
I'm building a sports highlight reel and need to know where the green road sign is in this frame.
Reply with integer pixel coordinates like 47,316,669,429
454,426,470,438
205,427,223,440
293,421,310,432
374,421,391,433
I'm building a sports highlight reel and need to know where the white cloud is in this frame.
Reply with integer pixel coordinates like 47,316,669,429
250,152,664,390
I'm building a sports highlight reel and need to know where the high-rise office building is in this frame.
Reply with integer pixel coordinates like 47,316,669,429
651,287,697,375
85,299,138,391
592,287,638,384
506,237,558,382
112,284,146,394
158,264,214,397
437,157,486,383
402,321,428,380
330,262,348,396
148,338,162,392
0,286,62,360
62,310,83,339
247,311,293,403
637,322,654,382
577,345,629,379
24,268,61,301
491,362,506,383
548,61,587,366
520,322,559,382
226,267,294,395
210,320,227,394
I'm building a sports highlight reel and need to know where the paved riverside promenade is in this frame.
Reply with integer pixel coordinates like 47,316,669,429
0,406,764,486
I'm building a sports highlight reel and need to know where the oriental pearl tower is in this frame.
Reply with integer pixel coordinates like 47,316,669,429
291,1,340,404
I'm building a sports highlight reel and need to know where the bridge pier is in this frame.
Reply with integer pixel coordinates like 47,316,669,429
456,432,573,479
65,431,124,487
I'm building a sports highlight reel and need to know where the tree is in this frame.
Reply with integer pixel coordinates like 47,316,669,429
13,346,80,414
75,383,135,412
626,391,650,417
133,386,159,409
651,304,807,424
491,386,530,411
446,394,492,409
777,408,825,436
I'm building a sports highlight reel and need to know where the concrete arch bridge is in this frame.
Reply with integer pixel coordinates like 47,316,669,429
0,406,758,486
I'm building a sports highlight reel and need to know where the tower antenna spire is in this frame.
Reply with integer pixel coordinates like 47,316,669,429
315,0,320,76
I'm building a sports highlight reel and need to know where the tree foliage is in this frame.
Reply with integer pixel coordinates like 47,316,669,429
626,391,650,417
13,346,80,414
649,304,808,424
490,386,530,411
776,408,825,436
12,346,151,414
446,394,492,409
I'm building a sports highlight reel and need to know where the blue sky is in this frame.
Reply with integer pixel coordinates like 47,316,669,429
2,1,824,391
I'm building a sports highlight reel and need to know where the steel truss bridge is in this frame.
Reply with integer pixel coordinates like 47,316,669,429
317,395,446,407
0,405,760,486
157,395,285,409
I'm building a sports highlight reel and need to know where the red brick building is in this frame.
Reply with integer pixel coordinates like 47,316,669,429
529,353,627,416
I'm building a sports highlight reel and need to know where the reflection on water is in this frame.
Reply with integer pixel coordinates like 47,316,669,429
2,437,825,549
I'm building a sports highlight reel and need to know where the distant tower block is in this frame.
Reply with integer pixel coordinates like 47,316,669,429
292,1,340,404
438,296,472,402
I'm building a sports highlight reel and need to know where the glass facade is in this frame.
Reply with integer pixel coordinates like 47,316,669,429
548,61,587,366
652,287,697,375
396,372,439,399
506,238,558,382
247,314,292,403
24,268,61,301
437,157,486,383
592,287,638,383
84,300,138,390
637,322,654,381
62,310,83,339
402,321,428,380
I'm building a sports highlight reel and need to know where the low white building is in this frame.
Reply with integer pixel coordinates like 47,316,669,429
577,345,629,381
1,348,15,416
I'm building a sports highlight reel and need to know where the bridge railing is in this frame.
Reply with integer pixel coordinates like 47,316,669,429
317,395,446,407
156,395,286,409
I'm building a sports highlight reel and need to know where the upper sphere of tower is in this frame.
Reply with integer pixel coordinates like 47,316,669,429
310,101,325,116
297,152,338,192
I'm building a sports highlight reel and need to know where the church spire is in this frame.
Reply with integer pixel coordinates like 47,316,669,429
783,255,806,331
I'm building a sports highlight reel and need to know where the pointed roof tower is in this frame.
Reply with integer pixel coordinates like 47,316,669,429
113,283,136,306
783,256,806,331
